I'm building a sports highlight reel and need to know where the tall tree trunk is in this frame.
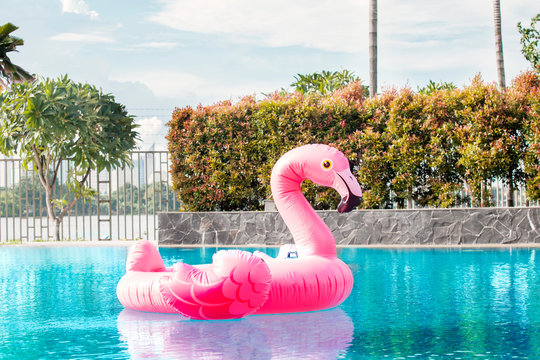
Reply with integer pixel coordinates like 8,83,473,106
43,185,62,241
33,152,60,241
369,0,377,97
480,180,486,207
53,219,61,241
407,192,413,209
506,172,514,207
506,184,514,207
493,0,506,90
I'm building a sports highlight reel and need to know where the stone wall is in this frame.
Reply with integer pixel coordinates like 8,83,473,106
158,207,540,246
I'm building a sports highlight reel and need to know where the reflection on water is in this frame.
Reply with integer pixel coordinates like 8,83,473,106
117,308,354,360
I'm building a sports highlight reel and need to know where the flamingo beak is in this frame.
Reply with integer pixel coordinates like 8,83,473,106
334,169,363,213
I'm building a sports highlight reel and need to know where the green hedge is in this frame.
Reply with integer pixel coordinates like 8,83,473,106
167,73,540,211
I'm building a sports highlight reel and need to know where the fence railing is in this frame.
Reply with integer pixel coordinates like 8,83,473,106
0,151,538,243
0,151,180,242
397,178,537,210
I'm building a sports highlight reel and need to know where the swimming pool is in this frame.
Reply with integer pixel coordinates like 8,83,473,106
1,246,539,359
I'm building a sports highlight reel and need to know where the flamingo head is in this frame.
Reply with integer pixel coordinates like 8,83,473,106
273,144,363,213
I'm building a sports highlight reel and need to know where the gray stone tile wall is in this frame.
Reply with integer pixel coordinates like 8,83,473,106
158,208,540,246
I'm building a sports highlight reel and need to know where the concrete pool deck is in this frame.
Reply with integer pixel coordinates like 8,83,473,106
3,241,540,249
1,240,140,247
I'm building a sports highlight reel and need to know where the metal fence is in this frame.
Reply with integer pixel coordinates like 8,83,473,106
398,179,536,210
0,151,180,243
0,151,538,242
397,179,538,210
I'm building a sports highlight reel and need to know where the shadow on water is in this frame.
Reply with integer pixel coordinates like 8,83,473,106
117,307,354,360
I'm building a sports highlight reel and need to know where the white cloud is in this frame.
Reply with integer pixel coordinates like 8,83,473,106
113,72,203,99
150,0,367,53
60,0,99,19
134,42,180,49
148,0,538,57
111,71,276,104
50,33,114,43
136,116,167,151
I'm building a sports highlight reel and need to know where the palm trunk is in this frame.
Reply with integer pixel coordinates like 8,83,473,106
506,184,514,207
369,0,377,97
493,0,506,90
407,192,413,209
480,181,486,207
506,172,514,207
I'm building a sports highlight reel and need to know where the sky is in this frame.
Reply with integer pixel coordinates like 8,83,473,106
2,0,539,151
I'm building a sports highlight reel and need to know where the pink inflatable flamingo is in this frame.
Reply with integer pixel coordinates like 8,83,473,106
116,144,362,320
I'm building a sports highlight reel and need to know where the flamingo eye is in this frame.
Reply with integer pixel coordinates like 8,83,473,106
322,159,333,170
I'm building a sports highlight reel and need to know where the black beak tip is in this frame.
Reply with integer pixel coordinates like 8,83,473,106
337,194,362,213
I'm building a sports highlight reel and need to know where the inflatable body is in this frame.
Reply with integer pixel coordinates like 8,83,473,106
117,144,362,319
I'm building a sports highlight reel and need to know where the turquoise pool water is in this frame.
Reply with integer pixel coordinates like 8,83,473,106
1,246,539,359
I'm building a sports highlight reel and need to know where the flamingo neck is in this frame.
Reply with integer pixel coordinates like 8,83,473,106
271,167,336,258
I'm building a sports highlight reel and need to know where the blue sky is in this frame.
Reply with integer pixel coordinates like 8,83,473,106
3,0,539,150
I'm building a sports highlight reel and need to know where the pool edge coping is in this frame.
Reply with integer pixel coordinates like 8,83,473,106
4,241,540,249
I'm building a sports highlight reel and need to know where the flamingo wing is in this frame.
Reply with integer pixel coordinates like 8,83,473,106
160,249,271,320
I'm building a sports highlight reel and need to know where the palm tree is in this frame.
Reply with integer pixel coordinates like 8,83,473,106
493,1,514,206
369,0,377,97
493,0,506,90
0,23,33,90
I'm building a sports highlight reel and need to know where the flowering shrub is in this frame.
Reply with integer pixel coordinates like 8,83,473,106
168,73,540,211
516,72,540,200
456,75,530,206
167,83,365,211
